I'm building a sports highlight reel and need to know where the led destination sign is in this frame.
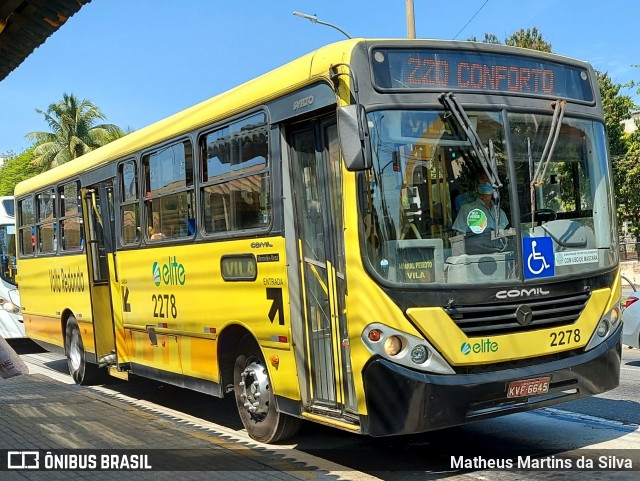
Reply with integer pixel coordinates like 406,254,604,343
372,48,593,101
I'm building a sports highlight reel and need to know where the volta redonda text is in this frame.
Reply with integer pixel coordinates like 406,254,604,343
49,267,85,293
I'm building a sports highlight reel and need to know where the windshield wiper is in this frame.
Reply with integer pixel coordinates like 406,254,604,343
440,93,501,190
529,99,566,226
439,92,503,236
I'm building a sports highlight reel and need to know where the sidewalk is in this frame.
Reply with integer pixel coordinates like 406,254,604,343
621,260,640,288
0,373,336,480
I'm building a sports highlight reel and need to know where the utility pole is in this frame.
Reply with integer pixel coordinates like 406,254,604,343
406,0,416,38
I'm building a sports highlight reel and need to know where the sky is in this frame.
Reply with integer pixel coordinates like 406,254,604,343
1,0,638,155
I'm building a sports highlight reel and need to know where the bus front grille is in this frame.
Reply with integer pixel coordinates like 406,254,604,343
444,291,590,336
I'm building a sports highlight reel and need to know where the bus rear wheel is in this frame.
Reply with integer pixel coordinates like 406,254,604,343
233,337,301,443
65,316,100,385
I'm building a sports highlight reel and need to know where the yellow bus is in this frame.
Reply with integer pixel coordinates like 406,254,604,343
15,39,621,443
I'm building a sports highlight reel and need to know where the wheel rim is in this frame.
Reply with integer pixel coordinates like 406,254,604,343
238,361,270,420
69,329,82,371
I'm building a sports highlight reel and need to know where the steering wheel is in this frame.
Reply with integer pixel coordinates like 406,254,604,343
521,209,557,223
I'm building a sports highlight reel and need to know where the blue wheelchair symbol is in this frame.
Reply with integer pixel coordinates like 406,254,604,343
522,237,554,279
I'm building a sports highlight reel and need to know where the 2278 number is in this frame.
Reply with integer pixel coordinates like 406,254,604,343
549,328,581,347
152,294,178,318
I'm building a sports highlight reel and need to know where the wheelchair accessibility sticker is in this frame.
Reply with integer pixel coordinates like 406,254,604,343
523,237,554,279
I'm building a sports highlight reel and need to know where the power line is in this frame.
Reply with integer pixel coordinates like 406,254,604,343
453,0,490,40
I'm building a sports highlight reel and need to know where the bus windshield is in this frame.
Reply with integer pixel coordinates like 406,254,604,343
361,109,616,285
0,223,18,285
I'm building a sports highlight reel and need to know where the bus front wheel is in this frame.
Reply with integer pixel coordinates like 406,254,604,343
65,316,100,385
233,336,301,443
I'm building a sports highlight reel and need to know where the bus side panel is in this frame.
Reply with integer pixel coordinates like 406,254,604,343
183,337,218,382
19,255,94,350
338,170,428,416
127,329,181,373
115,236,300,401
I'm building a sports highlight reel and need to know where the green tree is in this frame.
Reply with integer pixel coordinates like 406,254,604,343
598,72,635,158
26,93,125,171
0,148,40,196
505,27,552,52
614,143,640,236
470,28,551,52
467,33,500,44
595,72,637,234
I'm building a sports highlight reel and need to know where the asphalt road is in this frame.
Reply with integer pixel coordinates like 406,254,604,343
9,339,640,481
558,346,640,426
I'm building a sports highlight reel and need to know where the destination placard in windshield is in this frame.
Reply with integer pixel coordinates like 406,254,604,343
372,48,594,101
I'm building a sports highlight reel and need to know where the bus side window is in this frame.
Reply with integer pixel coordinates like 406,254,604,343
207,191,230,233
235,190,260,229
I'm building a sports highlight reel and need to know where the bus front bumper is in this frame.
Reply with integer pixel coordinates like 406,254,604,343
361,325,621,437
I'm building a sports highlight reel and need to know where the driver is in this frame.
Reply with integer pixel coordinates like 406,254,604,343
452,174,508,235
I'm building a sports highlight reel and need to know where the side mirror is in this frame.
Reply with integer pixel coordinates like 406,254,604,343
337,104,371,171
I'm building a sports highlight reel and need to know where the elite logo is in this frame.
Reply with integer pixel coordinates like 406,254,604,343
461,338,499,355
152,256,186,286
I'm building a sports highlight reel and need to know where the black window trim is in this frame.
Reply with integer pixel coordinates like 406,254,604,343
197,109,272,239
118,158,141,247
34,186,58,256
141,137,195,243
57,179,83,253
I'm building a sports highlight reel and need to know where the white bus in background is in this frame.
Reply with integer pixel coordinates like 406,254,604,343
0,196,23,338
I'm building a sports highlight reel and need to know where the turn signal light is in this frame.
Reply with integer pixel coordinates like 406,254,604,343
368,329,382,342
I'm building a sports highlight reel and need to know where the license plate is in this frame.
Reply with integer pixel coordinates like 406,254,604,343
507,377,550,398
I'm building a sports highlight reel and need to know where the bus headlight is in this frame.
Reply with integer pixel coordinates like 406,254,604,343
596,319,609,338
584,303,620,351
410,345,430,364
384,336,402,356
362,323,454,374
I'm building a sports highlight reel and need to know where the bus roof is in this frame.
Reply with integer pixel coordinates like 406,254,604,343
14,38,593,197
14,38,363,197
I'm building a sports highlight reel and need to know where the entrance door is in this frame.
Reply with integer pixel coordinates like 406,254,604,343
82,181,117,366
289,119,356,414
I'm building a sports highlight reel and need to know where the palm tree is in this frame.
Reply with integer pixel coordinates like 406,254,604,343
26,93,126,171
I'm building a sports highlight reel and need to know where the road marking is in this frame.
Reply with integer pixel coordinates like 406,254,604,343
538,407,639,429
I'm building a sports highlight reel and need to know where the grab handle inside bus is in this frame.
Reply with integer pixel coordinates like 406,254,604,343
337,104,371,171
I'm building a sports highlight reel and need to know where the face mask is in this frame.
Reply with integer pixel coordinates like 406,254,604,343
478,182,494,195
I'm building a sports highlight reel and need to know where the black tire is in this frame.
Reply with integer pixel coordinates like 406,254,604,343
233,336,301,443
65,316,100,385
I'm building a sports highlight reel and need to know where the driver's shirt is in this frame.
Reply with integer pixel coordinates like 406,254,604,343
452,197,508,234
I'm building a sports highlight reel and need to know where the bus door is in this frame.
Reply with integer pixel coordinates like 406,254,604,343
289,119,357,416
82,181,118,366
